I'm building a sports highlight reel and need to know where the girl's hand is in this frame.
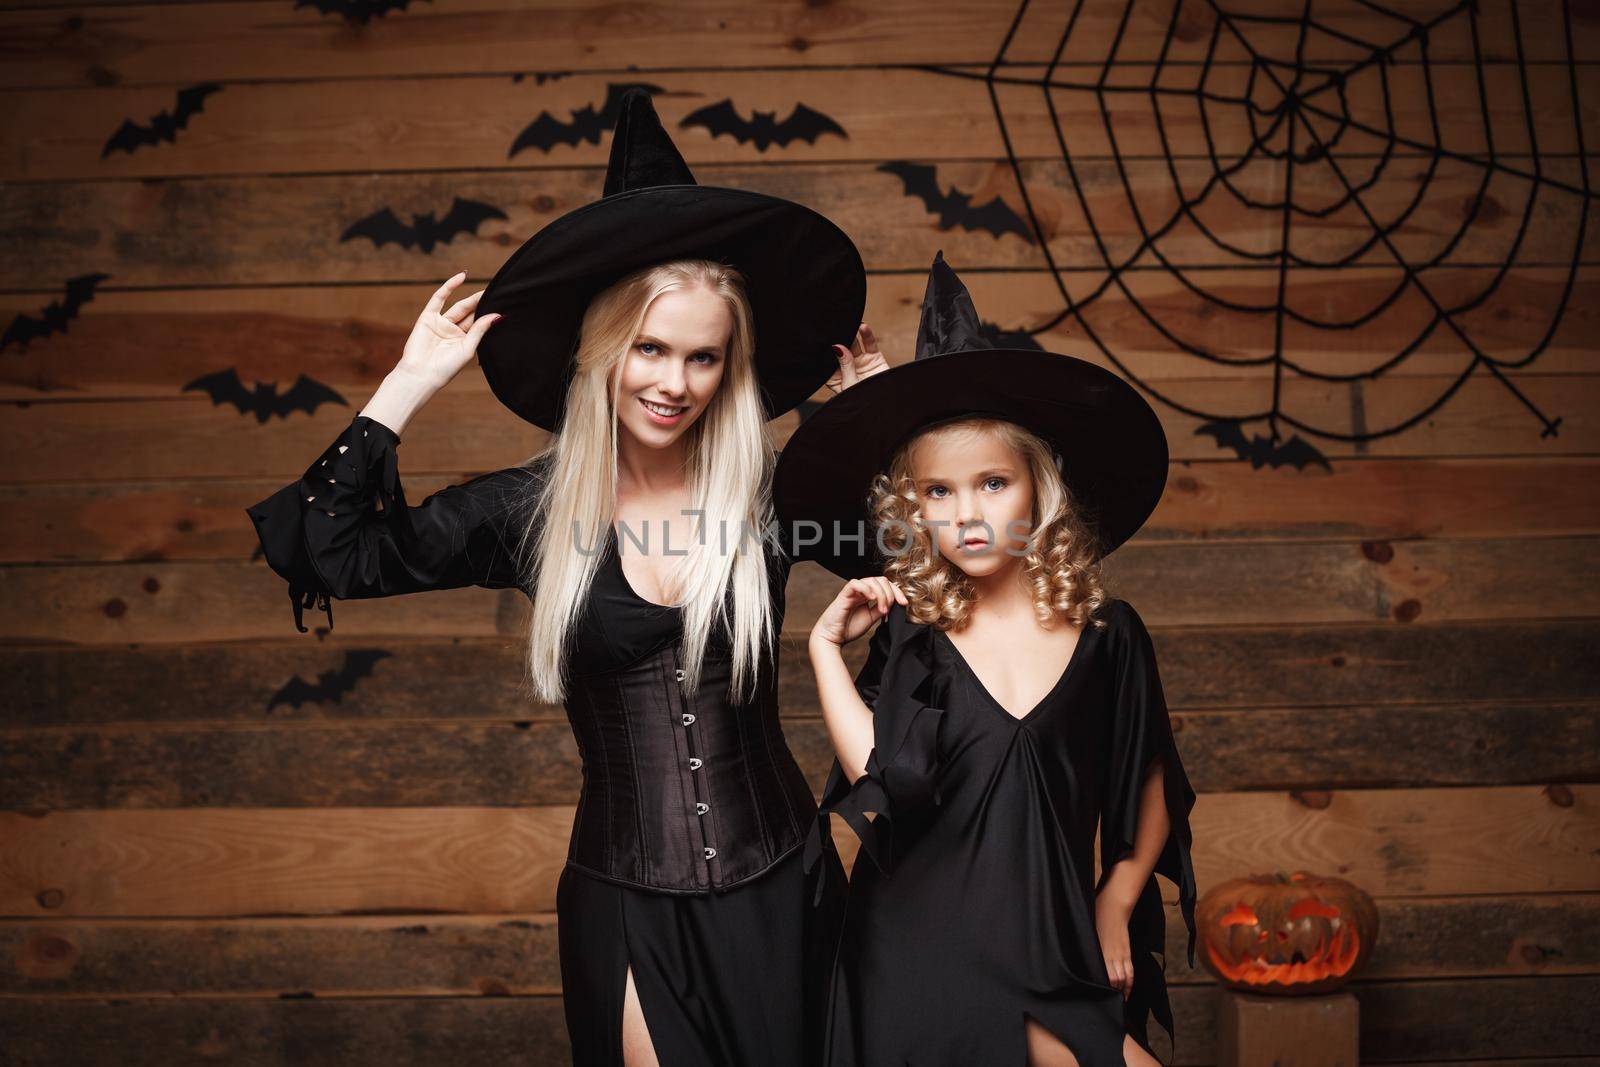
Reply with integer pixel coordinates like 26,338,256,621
395,271,503,391
1095,892,1135,1000
811,576,906,647
824,322,890,394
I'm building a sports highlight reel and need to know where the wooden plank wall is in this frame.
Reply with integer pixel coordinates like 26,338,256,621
2,0,1597,1062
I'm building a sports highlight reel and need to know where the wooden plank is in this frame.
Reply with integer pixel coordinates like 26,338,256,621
0,533,1587,644
5,456,1599,571
1349,975,1600,1061
3,0,1593,89
7,619,1598,726
1167,893,1600,985
7,64,1596,182
2,785,1593,916
3,894,1592,996
4,158,1596,290
2,375,1595,496
3,698,1594,808
0,975,1596,1065
4,533,1596,644
5,268,1597,405
0,995,573,1067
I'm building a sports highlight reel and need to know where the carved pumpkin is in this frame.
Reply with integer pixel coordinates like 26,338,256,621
1197,870,1379,995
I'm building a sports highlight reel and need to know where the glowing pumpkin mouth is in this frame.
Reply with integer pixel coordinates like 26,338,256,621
1205,901,1365,986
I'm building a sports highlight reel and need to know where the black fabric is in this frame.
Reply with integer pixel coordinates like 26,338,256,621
473,89,865,431
806,598,1197,1066
602,87,696,197
558,841,846,1067
245,414,538,631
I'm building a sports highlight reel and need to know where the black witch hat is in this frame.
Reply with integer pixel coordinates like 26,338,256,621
475,88,866,430
773,251,1169,580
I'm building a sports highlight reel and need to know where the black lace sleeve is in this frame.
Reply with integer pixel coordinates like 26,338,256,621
245,414,545,633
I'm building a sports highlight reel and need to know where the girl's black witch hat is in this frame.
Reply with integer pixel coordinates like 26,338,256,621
475,88,866,431
773,251,1169,580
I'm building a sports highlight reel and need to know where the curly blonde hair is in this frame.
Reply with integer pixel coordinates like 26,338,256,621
867,417,1109,633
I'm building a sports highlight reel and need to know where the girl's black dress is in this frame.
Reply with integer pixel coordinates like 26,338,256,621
807,598,1197,1067
248,414,846,1067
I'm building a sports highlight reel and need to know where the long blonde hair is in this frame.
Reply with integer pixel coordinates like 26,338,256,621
867,417,1108,632
511,259,778,704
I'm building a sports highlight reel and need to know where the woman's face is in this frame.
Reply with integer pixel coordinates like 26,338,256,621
908,429,1036,580
613,284,731,448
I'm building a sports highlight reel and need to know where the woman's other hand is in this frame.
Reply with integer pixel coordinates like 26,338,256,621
811,576,906,648
824,322,890,393
396,271,503,391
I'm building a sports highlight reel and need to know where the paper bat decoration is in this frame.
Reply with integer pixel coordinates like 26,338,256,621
1,273,111,353
102,84,222,158
1195,420,1333,471
513,71,572,85
509,81,668,155
293,0,429,23
340,196,507,254
183,369,348,422
268,649,394,709
678,99,847,151
878,161,1034,243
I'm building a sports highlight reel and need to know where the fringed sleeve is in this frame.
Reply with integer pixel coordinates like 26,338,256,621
803,605,947,904
1096,599,1198,1063
245,414,544,633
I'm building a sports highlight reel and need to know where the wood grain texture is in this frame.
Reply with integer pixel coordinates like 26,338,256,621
7,64,1597,182
4,534,1595,644
2,893,1591,997
0,975,1595,1064
7,619,1598,725
2,700,1595,808
1,373,1593,495
3,0,1594,89
4,268,1597,404
2,785,1593,916
3,457,1599,569
5,158,1597,291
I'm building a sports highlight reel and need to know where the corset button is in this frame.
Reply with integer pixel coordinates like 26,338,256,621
681,712,696,726
696,802,709,815
688,757,703,770
704,847,717,860
674,668,686,682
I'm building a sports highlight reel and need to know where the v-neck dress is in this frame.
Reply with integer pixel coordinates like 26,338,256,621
809,598,1197,1067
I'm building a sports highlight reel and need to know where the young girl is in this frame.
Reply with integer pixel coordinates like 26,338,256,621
782,253,1197,1066
249,90,884,1067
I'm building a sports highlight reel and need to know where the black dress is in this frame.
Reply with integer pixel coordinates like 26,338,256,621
247,414,847,1067
808,598,1197,1067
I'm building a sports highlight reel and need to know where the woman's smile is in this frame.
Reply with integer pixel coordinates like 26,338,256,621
639,397,690,424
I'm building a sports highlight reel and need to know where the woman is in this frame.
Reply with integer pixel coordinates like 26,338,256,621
779,253,1197,1066
248,90,883,1066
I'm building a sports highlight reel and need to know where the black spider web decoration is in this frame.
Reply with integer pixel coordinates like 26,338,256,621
921,0,1594,456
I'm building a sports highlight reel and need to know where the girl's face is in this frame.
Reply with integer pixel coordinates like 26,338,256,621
614,284,731,448
908,429,1036,580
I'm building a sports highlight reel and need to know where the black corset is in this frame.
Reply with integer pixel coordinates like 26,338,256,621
563,639,818,893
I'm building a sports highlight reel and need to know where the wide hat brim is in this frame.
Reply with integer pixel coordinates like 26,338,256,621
773,348,1169,580
475,185,866,431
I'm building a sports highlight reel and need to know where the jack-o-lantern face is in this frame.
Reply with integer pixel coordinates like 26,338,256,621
1197,870,1379,995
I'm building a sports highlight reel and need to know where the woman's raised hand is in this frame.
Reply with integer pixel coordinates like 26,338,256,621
394,271,503,391
811,576,907,648
824,322,890,394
